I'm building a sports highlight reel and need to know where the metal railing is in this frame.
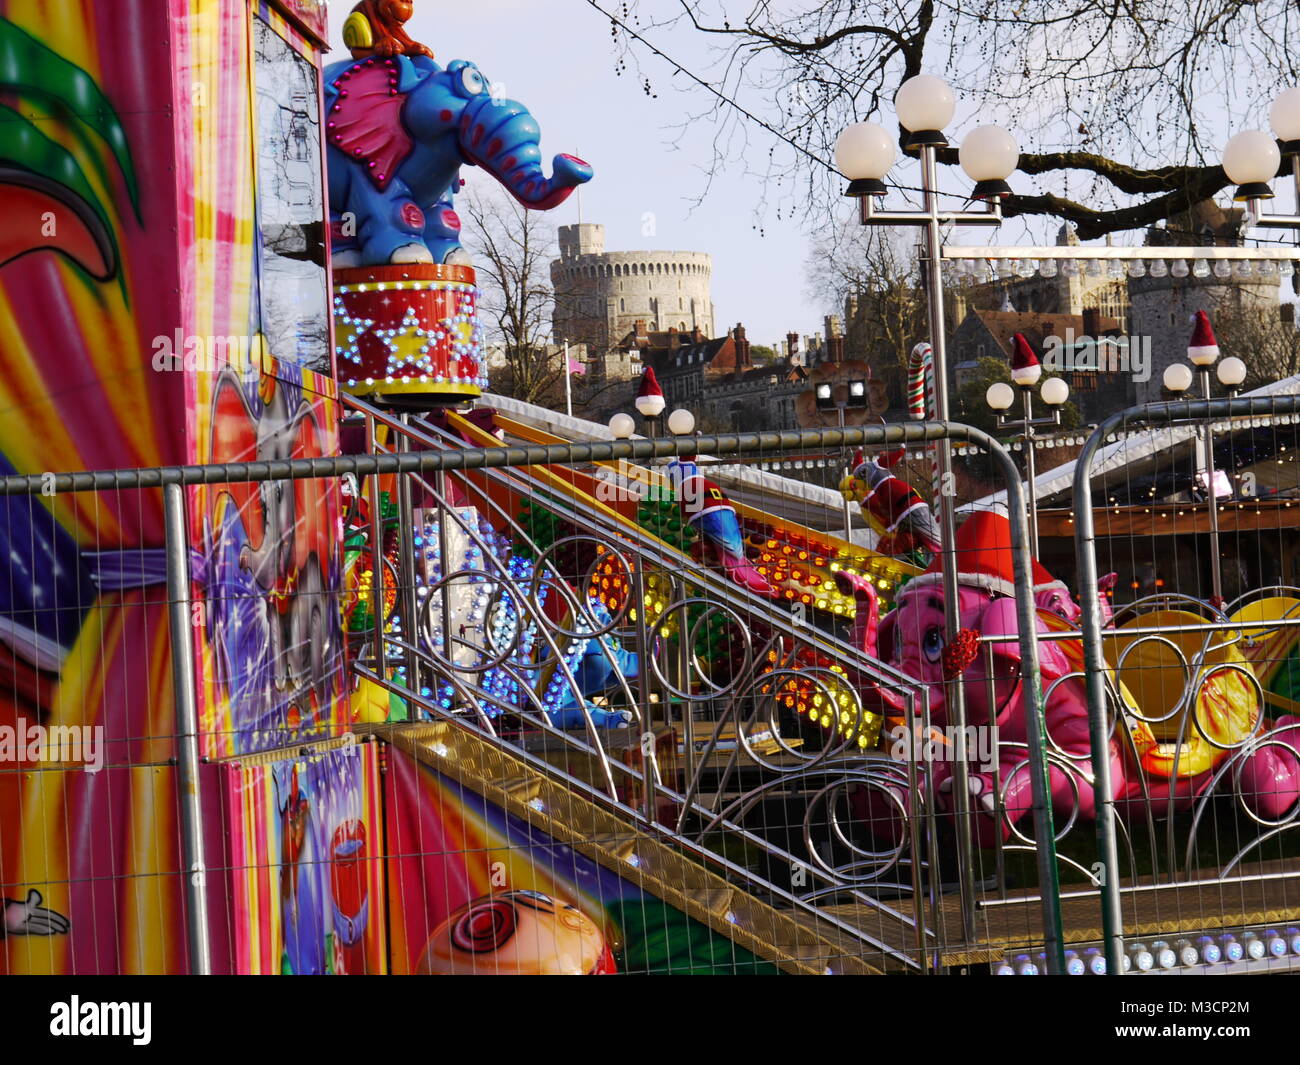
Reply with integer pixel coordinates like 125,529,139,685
3,412,1068,974
1074,393,1300,975
342,398,1068,973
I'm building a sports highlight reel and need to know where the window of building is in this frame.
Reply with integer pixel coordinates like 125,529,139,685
252,16,329,375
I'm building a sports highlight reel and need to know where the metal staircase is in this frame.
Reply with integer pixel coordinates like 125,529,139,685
342,395,948,973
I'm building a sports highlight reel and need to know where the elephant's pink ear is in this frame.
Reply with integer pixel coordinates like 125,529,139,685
876,609,897,663
979,597,1073,679
326,62,414,192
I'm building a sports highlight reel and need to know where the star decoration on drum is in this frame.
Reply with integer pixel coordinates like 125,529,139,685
333,299,375,367
378,307,438,375
333,263,487,404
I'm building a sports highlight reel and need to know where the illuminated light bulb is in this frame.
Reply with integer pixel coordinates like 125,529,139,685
1264,930,1289,958
894,74,955,137
1219,934,1244,962
1013,954,1039,976
1242,932,1267,960
1127,942,1154,971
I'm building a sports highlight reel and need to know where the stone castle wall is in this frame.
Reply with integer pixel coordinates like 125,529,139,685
551,223,715,352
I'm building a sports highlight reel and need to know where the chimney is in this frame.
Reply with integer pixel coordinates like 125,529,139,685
786,332,800,361
734,323,751,370
827,335,845,363
634,318,647,339
1082,307,1100,337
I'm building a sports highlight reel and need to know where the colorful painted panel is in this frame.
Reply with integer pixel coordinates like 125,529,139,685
384,749,780,975
222,742,386,974
179,1,348,758
0,0,194,974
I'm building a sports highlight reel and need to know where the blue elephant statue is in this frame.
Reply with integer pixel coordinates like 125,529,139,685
324,54,593,267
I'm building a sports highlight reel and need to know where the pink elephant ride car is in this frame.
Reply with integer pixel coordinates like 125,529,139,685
837,510,1284,852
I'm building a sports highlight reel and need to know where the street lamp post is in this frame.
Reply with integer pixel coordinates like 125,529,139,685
666,407,698,789
1161,346,1249,605
636,374,666,442
815,378,869,541
637,398,664,440
1193,87,1300,603
836,77,1014,947
986,374,1070,559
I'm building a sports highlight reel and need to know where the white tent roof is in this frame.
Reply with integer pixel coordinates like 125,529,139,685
960,373,1300,515
482,392,858,526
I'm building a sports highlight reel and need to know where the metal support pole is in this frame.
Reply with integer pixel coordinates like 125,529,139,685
163,482,211,976
366,414,387,673
998,463,1065,974
563,340,573,419
838,406,854,542
1199,370,1223,604
1021,387,1039,559
396,414,422,693
918,141,978,942
630,557,658,829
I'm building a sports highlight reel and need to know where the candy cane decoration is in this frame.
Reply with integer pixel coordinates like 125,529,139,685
906,341,940,509
907,341,934,422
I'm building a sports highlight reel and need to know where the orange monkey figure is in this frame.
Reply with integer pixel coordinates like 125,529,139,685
346,0,435,59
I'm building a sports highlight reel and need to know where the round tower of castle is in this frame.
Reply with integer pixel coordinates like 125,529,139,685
1127,204,1283,402
551,223,716,352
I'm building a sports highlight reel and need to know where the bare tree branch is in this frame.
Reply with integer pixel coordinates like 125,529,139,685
609,0,1300,237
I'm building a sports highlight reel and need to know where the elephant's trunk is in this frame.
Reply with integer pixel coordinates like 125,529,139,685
459,95,593,210
834,569,880,657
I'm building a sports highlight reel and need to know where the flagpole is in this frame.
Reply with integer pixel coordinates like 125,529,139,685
563,339,573,418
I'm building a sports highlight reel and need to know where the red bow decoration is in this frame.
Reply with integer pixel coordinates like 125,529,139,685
942,628,981,680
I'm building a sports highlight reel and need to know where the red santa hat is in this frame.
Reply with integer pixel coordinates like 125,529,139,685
1009,332,1041,386
637,369,665,397
1032,557,1068,596
906,510,1018,597
852,446,907,479
1187,309,1219,367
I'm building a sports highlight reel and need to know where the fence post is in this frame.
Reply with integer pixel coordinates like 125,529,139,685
163,481,211,976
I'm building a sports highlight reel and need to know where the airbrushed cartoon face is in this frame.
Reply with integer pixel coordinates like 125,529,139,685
418,890,616,975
